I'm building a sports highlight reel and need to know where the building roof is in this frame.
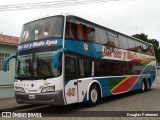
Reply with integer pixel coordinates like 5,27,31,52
0,34,19,46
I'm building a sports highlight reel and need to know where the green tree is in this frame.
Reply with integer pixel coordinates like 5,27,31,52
132,33,160,62
132,33,148,42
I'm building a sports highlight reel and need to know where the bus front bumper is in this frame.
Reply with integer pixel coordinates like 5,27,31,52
15,90,65,105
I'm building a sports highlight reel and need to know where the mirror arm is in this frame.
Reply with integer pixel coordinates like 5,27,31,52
53,48,67,68
4,54,17,72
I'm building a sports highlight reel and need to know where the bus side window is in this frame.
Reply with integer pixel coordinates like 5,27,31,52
141,44,153,56
135,41,142,53
79,59,84,77
128,39,136,52
119,35,129,49
83,25,87,40
132,64,141,75
65,22,74,39
78,58,92,77
148,45,154,56
150,46,155,56
84,59,92,77
94,61,113,76
65,56,77,80
77,24,84,40
107,32,119,47
87,27,92,41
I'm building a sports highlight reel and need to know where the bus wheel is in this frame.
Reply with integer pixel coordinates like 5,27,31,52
141,81,146,93
146,80,151,91
88,84,100,107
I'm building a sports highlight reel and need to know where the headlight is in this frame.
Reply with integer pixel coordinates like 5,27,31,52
41,85,55,93
15,86,25,93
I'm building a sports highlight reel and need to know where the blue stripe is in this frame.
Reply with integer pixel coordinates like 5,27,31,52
65,39,103,58
17,39,63,51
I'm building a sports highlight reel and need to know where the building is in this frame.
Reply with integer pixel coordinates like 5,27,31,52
0,34,19,98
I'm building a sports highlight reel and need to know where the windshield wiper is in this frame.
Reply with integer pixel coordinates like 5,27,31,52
43,75,55,80
16,75,30,81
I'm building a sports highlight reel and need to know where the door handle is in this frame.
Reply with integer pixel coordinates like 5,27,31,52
74,82,77,85
74,80,82,85
78,80,82,82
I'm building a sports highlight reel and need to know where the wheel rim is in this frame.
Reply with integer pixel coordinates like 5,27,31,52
142,82,145,91
90,87,98,103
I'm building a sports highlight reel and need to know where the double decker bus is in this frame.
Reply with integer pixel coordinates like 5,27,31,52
4,15,156,106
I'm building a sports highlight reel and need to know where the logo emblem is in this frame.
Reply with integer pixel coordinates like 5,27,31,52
31,84,34,87
84,43,88,51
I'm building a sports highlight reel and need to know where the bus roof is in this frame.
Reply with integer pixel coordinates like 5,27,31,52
66,15,153,46
23,15,64,26
22,14,153,46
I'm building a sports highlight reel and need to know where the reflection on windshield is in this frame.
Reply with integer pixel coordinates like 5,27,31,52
16,52,61,80
17,54,33,77
20,16,63,43
37,57,53,77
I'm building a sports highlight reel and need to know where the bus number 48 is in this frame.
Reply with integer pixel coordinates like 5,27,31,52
67,88,75,96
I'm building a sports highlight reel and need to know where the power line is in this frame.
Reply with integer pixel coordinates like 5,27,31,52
0,0,123,11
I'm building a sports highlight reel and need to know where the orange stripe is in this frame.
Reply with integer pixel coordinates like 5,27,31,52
141,58,154,64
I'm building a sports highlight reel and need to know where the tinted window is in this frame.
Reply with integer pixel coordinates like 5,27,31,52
135,41,142,53
20,16,63,43
65,22,76,39
66,17,109,44
94,28,107,44
94,60,141,76
142,44,154,56
79,58,92,77
128,39,136,51
107,32,119,47
94,61,114,76
119,35,128,49
65,56,77,80
150,46,155,56
141,43,146,54
141,43,149,55
65,20,95,41
132,64,142,75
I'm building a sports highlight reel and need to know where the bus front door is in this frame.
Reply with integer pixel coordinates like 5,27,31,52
64,55,79,104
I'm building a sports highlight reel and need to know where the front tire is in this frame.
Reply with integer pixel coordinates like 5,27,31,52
88,84,100,107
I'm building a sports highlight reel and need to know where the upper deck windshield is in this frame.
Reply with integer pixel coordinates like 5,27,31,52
19,16,63,43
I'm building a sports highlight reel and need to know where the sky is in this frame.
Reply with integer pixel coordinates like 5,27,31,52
0,0,160,42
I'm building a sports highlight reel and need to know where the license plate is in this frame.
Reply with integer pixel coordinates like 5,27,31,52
29,95,35,99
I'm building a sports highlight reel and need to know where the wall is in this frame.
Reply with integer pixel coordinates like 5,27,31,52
0,44,17,98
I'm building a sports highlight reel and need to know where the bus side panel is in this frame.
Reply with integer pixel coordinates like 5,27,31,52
130,63,156,91
96,78,112,97
64,78,93,104
96,76,139,97
129,76,144,91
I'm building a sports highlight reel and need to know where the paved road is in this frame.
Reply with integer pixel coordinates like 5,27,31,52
1,82,160,120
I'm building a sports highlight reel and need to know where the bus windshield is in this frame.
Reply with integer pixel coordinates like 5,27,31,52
15,51,61,80
19,16,63,43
